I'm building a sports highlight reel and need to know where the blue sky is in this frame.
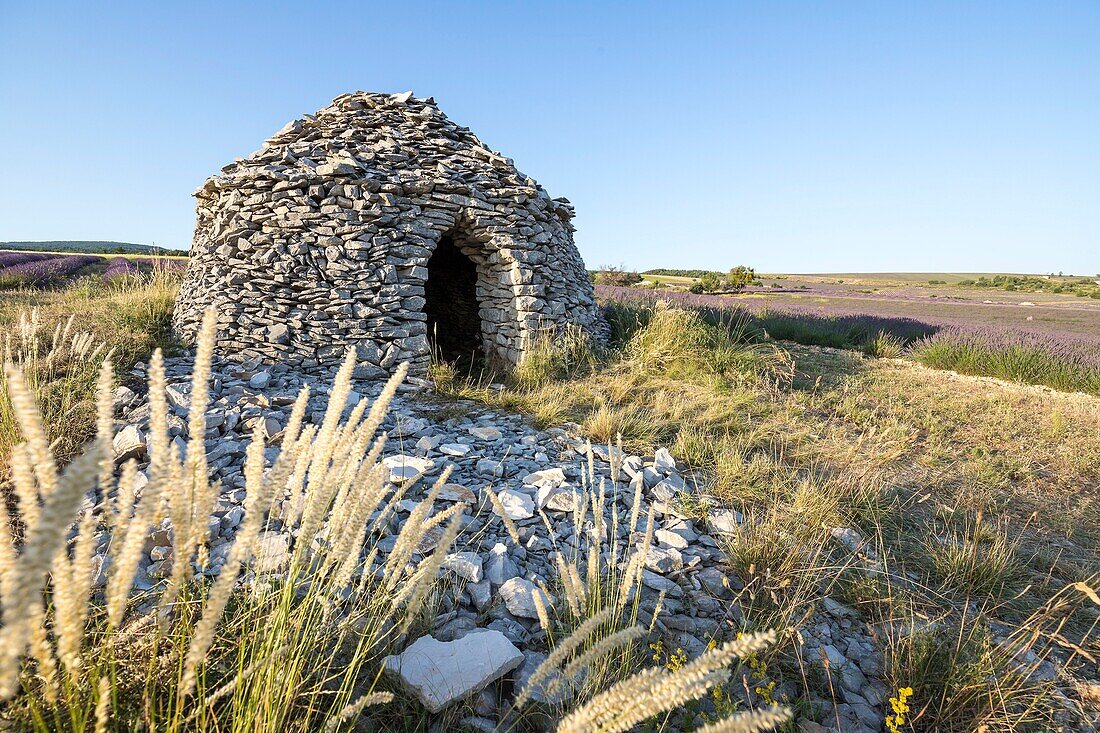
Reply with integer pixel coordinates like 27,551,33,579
1,1,1097,274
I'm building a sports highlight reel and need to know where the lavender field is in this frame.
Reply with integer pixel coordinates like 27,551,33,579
0,253,104,286
0,250,187,288
598,284,1100,396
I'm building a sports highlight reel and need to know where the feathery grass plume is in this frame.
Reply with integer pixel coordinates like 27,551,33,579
95,358,115,498
586,542,601,602
487,487,521,544
299,349,358,515
0,450,98,698
533,586,554,633
326,448,387,540
648,590,667,631
627,472,643,535
333,398,371,459
559,625,647,684
28,606,58,702
281,384,311,449
692,706,793,733
110,459,138,533
571,487,589,544
8,443,39,532
570,556,589,612
515,606,617,708
381,471,447,591
368,467,412,533
418,495,466,536
0,499,14,598
592,475,606,543
396,506,466,632
4,363,58,501
93,675,111,733
323,691,394,732
105,466,163,628
555,630,778,733
355,362,408,449
146,349,170,482
608,501,620,570
330,465,390,589
53,510,96,681
186,309,219,567
162,309,218,610
282,424,317,526
326,435,391,539
180,414,280,695
554,553,585,618
178,435,270,697
616,552,645,614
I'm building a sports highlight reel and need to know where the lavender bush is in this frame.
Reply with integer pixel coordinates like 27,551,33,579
102,256,140,280
911,327,1100,396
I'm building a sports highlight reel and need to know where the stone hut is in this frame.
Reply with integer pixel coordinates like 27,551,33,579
173,91,602,377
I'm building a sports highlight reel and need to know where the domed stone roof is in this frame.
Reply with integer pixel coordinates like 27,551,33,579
173,91,602,377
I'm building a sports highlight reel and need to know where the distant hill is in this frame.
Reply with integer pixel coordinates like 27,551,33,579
0,241,185,256
643,268,721,278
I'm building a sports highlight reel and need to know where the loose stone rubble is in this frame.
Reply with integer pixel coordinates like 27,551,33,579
172,90,604,376
106,354,892,732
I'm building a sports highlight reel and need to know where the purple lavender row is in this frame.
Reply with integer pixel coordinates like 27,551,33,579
0,252,57,268
103,257,140,279
102,256,187,280
914,326,1100,370
0,255,104,285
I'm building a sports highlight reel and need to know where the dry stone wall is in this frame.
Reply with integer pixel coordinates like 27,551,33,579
173,91,603,377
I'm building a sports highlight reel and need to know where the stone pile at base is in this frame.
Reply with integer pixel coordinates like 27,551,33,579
173,91,603,378
105,355,891,732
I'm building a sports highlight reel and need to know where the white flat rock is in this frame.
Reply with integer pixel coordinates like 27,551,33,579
112,425,146,462
521,467,566,488
468,426,503,441
439,483,477,503
493,489,535,520
382,629,523,713
707,508,743,534
443,551,483,583
382,454,435,482
537,485,579,512
499,577,554,619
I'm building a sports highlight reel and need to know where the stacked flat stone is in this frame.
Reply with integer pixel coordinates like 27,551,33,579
173,90,603,377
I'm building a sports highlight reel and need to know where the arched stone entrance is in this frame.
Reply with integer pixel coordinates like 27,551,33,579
424,231,485,366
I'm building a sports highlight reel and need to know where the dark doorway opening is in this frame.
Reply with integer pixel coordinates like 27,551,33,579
424,234,484,366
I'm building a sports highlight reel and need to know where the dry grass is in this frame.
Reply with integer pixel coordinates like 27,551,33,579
434,300,1100,731
0,271,180,466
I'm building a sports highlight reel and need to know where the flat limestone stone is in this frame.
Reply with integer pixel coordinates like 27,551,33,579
469,426,503,441
494,489,535,520
382,629,523,713
499,577,554,619
382,454,436,483
112,425,146,462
